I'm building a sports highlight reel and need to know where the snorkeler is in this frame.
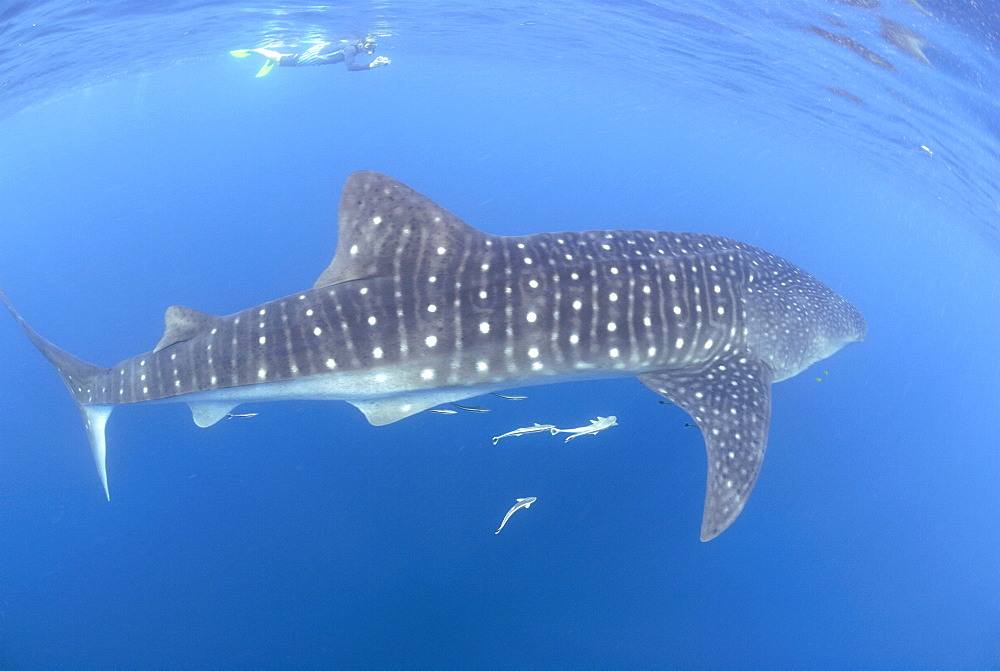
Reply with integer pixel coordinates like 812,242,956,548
230,35,389,77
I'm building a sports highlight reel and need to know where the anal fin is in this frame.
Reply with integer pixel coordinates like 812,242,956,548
639,352,774,541
188,402,239,428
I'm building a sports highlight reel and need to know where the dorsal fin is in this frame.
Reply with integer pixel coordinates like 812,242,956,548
153,305,218,353
313,171,491,289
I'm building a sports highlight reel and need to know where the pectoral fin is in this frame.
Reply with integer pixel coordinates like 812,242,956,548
639,352,774,541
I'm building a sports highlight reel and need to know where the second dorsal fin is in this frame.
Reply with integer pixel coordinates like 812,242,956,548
313,171,491,289
153,305,218,353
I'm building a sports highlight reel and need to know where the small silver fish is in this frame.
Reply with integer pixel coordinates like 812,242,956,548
495,497,537,534
451,403,491,413
225,412,259,419
552,416,618,442
491,423,558,445
491,392,528,401
429,408,458,415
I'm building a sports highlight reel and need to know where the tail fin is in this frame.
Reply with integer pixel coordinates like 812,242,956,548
0,286,114,499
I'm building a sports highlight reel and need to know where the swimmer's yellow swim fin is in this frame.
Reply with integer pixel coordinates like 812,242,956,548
229,49,252,58
255,59,277,77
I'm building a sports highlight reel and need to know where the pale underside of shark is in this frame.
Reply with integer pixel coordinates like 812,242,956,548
0,171,866,540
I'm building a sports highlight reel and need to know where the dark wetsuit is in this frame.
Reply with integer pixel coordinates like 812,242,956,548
278,43,372,71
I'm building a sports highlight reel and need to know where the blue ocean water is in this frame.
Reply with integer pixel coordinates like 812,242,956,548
0,0,998,668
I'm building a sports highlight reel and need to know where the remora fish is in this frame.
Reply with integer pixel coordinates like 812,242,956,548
0,171,866,540
495,497,537,534
552,415,618,442
450,402,490,413
492,423,558,445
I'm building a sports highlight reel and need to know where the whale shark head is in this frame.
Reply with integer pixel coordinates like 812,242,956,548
742,253,867,382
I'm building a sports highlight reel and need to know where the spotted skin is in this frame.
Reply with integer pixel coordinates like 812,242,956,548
0,171,866,540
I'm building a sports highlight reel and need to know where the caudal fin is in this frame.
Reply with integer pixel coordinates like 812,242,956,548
0,286,113,498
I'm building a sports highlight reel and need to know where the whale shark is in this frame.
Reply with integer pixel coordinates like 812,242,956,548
0,171,866,540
